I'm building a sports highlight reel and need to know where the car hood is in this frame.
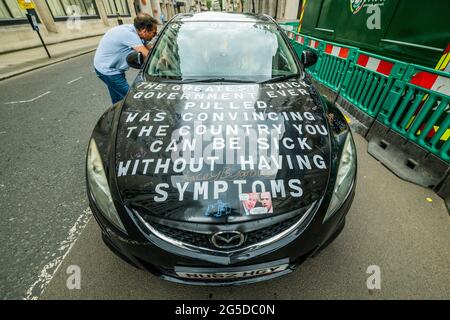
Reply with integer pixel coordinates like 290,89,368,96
114,76,331,223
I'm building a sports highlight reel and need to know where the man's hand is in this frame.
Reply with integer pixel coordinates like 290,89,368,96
133,45,149,58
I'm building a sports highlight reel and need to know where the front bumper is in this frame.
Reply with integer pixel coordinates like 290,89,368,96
89,178,355,286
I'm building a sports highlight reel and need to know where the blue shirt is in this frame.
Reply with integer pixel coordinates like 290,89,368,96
94,24,144,75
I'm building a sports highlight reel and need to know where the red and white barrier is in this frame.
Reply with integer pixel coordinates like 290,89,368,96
295,35,305,45
308,39,320,49
410,71,450,96
324,44,350,59
356,54,394,76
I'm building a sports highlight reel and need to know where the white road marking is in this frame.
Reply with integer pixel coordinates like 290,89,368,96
67,76,83,85
24,207,92,300
4,91,51,105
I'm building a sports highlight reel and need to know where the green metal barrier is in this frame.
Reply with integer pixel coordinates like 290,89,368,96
287,31,307,60
312,41,358,92
280,22,450,168
302,34,321,54
301,35,324,74
279,24,295,37
377,65,450,162
279,21,300,32
283,30,322,73
340,52,408,118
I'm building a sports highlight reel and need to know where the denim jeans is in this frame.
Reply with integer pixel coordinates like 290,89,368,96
95,69,129,104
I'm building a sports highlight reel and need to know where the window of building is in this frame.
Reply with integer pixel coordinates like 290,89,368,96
0,0,26,20
104,0,130,16
46,0,99,19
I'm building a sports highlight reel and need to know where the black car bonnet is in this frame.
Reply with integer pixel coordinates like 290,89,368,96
114,77,331,223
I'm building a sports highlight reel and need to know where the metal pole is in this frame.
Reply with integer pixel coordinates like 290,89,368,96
112,1,123,25
274,0,278,19
26,10,51,59
36,29,51,59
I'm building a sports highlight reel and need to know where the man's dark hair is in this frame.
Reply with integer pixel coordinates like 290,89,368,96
134,13,158,31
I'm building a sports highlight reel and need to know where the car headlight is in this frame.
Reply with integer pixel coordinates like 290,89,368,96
87,139,126,233
323,133,356,222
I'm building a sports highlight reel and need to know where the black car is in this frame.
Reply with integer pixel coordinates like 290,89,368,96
86,12,357,285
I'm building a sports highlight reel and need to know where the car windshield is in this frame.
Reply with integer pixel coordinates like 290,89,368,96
146,21,300,82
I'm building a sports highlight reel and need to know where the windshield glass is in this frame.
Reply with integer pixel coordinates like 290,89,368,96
146,21,300,82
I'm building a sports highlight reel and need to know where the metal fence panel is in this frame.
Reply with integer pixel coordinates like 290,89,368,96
377,65,450,162
280,21,450,167
301,35,324,74
311,41,358,92
340,52,408,118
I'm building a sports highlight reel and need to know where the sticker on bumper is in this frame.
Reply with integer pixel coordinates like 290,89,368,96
240,192,274,215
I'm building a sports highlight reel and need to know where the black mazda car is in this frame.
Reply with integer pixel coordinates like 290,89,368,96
86,12,357,285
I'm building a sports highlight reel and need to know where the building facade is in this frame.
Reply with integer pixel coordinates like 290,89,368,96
0,0,299,54
220,0,301,20
0,0,190,53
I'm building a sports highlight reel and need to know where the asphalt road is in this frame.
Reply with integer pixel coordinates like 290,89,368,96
0,53,138,299
1,53,449,300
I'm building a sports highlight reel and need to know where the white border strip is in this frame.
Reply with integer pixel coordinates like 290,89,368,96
67,76,83,85
4,91,51,105
24,208,92,300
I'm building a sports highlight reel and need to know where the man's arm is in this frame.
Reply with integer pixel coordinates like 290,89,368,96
133,45,149,58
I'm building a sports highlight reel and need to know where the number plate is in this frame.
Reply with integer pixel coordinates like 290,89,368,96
175,260,289,280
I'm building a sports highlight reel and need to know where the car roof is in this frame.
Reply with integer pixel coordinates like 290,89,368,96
171,12,275,23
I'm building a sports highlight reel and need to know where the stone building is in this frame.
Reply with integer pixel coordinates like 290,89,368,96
0,0,189,53
0,0,299,54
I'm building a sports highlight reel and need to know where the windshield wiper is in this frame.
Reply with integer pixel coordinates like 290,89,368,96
259,74,299,84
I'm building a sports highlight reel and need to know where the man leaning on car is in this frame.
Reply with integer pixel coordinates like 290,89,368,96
93,13,158,104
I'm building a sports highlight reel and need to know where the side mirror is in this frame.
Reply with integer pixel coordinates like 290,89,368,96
301,50,318,68
126,51,144,69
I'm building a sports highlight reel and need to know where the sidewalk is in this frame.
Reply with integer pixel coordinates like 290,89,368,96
0,36,102,81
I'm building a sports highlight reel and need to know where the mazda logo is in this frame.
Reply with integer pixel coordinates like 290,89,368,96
211,231,245,249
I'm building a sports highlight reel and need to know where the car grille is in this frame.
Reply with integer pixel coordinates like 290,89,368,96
148,215,301,252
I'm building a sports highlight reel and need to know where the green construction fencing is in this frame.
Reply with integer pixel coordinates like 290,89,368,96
279,21,299,32
311,41,358,93
281,28,322,73
340,52,408,118
291,31,324,74
302,35,323,74
279,22,450,164
377,65,450,162
283,29,307,57
291,33,307,58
